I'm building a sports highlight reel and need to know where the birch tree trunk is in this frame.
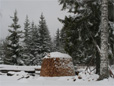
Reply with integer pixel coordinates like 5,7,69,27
99,0,109,80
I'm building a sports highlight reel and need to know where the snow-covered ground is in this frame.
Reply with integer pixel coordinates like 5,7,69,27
0,65,114,86
0,65,41,71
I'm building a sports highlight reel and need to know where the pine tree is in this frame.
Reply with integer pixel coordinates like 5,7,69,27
32,25,41,65
4,10,23,65
53,29,65,52
30,22,41,65
38,13,52,56
22,15,32,65
23,15,31,47
23,22,36,65
23,21,41,65
30,22,37,56
55,29,60,51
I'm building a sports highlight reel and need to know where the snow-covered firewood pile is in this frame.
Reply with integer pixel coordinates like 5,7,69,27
40,52,75,77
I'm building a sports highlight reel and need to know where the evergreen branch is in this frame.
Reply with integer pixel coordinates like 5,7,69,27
85,23,101,54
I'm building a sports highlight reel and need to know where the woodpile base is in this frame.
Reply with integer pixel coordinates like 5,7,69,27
40,58,75,77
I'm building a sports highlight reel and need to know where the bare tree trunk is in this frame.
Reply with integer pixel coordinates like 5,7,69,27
99,0,109,80
96,50,100,75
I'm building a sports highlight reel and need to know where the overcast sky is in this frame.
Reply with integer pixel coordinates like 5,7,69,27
0,0,70,40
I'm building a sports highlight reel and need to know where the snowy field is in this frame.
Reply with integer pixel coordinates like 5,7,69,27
0,65,114,86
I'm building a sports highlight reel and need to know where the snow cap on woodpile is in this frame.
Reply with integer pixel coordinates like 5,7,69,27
44,52,71,58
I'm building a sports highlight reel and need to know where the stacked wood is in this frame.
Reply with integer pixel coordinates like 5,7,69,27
40,58,75,77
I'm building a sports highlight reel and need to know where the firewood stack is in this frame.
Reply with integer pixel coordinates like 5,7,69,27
40,52,75,77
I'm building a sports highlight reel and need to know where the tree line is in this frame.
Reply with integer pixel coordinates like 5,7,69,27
0,11,64,65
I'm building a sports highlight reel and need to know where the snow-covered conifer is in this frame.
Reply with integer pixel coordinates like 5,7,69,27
38,13,52,56
4,10,23,65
